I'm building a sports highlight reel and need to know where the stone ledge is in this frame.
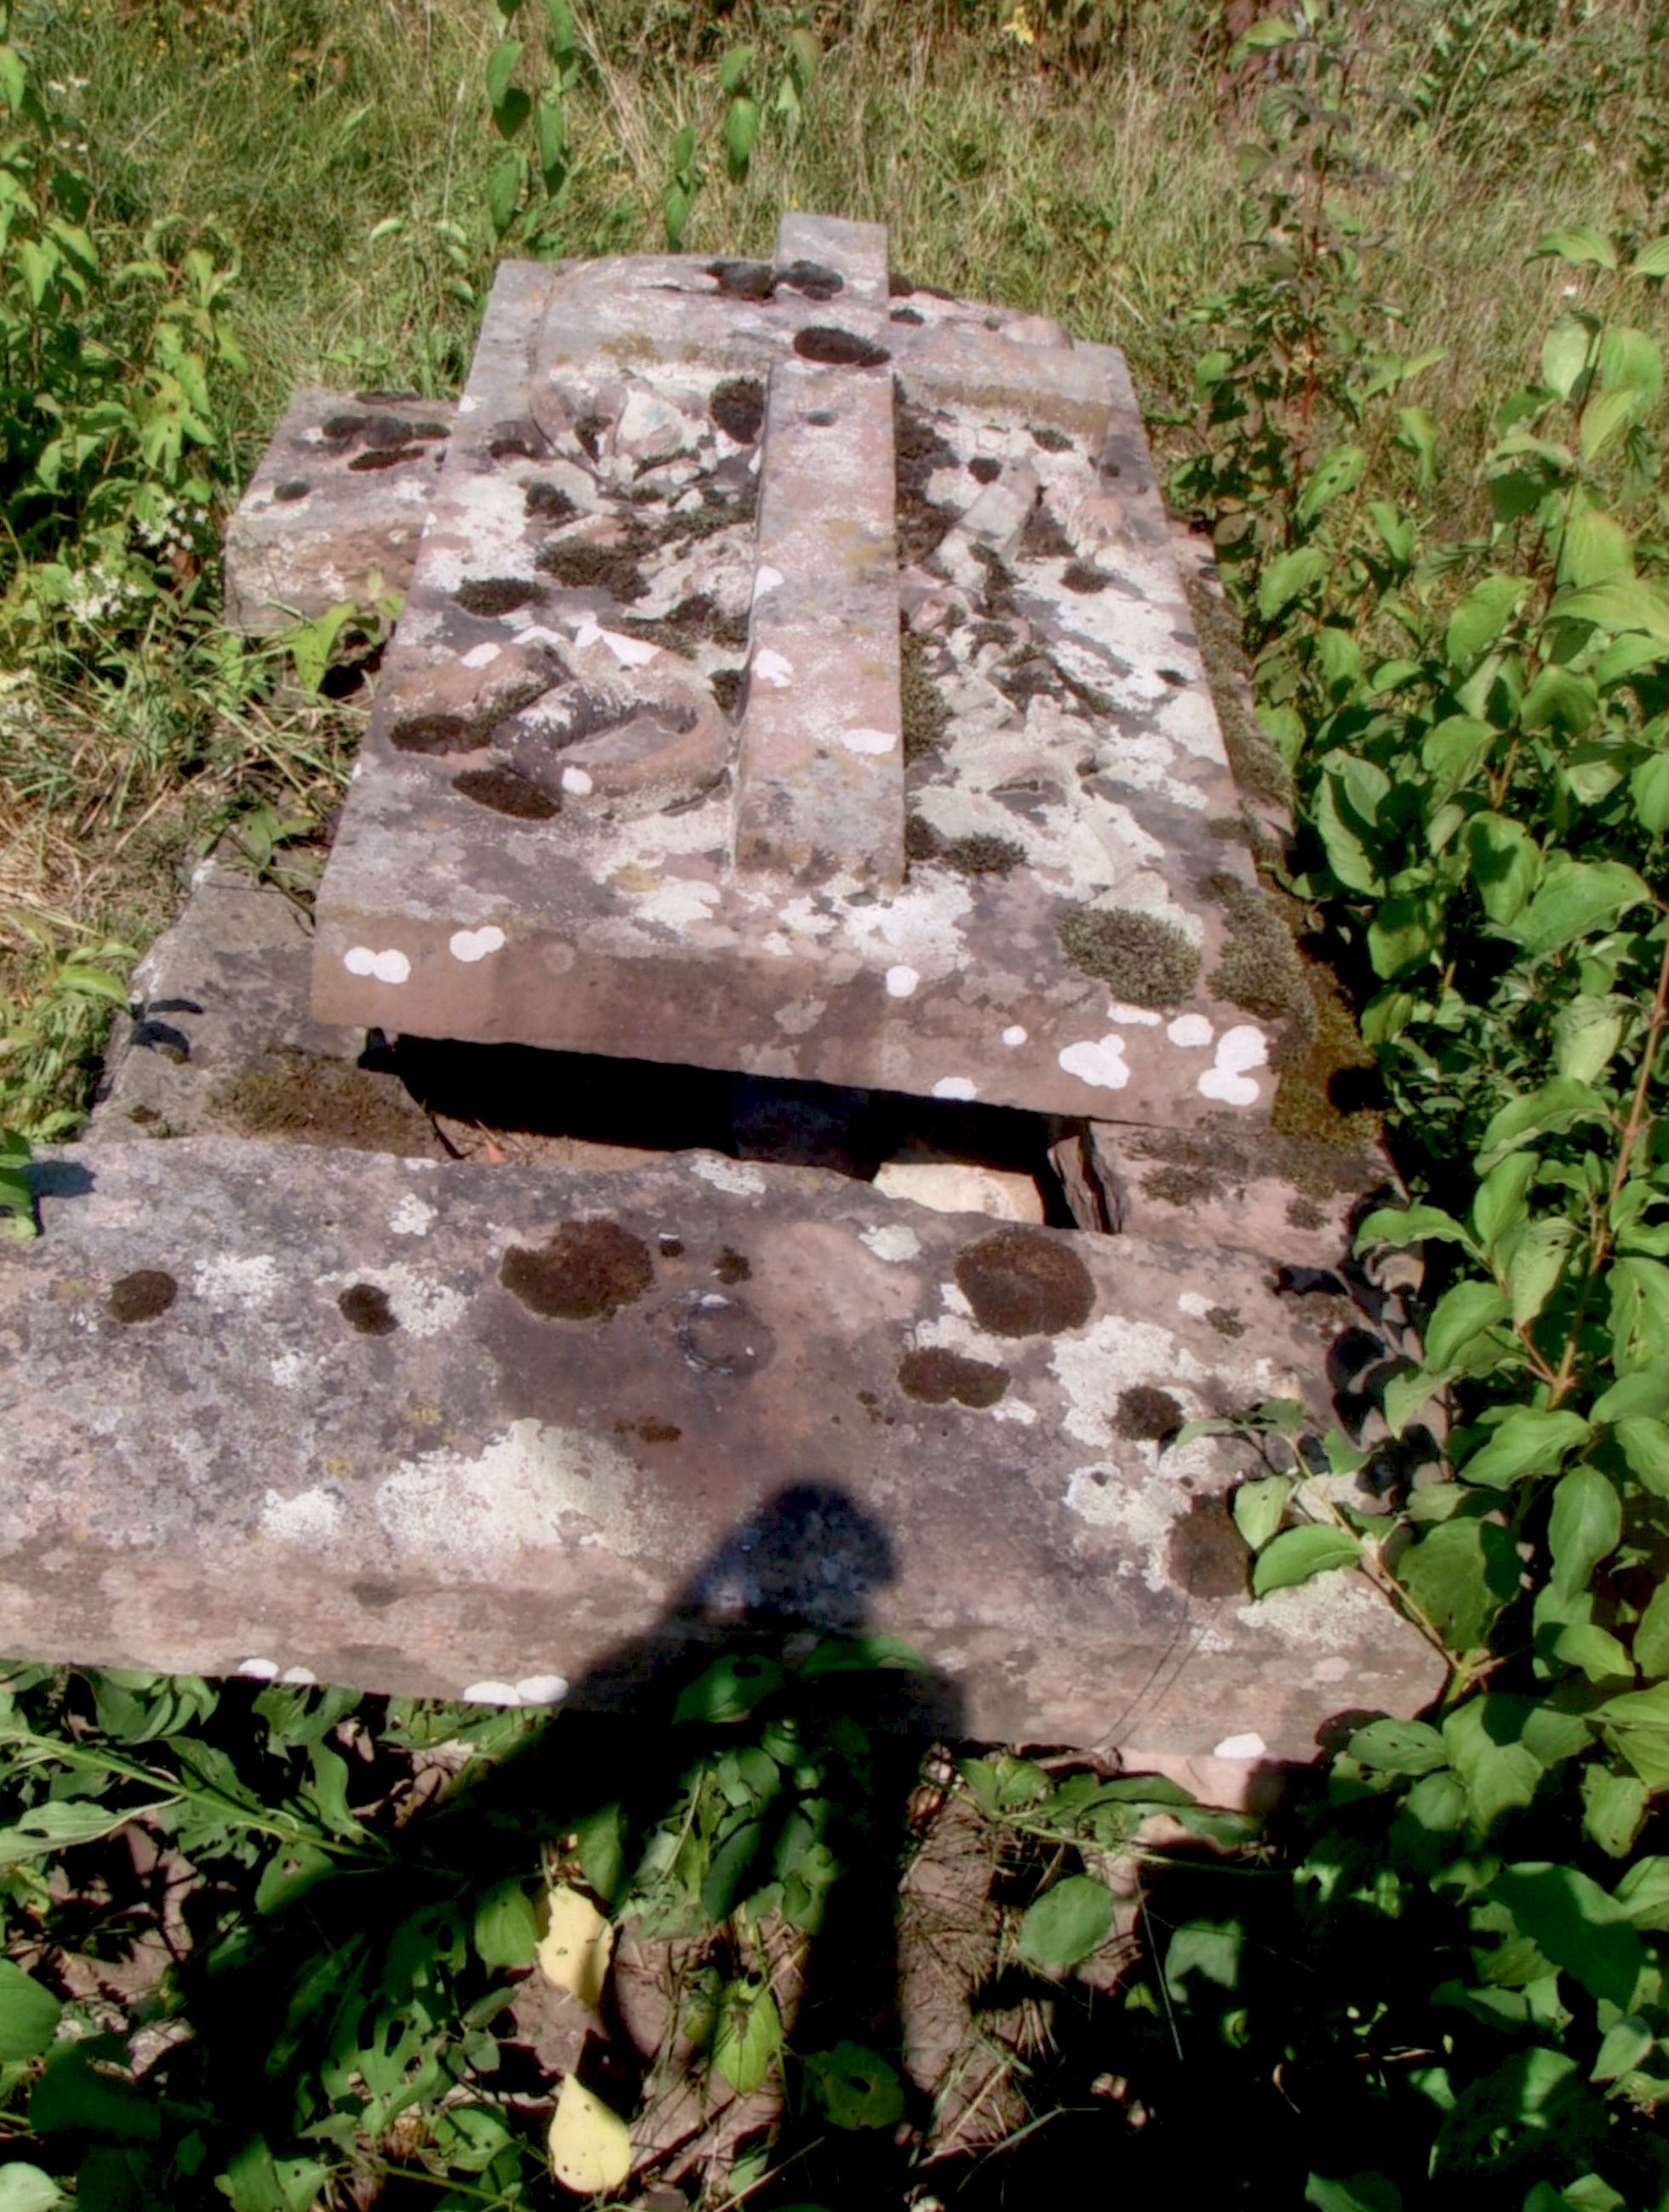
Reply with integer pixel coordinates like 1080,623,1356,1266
0,1137,1442,1753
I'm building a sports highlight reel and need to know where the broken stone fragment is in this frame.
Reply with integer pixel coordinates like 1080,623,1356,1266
872,1160,1045,1223
609,388,699,469
383,641,567,754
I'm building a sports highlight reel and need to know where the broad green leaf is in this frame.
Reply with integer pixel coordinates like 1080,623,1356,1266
473,1880,538,1972
673,1653,783,1724
1549,1620,1631,1683
1631,752,1669,834
1591,2016,1653,2084
1233,15,1299,52
1507,1222,1575,1327
1551,577,1669,640
1579,386,1641,462
1592,1679,1669,1789
1592,1370,1669,1422
1257,544,1329,621
1634,1576,1669,1676
1631,235,1669,276
1232,1475,1292,1553
1460,1407,1591,1490
1518,665,1596,738
1426,1280,1507,1371
1433,2046,1581,2175
1531,225,1617,270
30,2046,162,2141
713,1980,781,2095
1345,1718,1449,1775
533,94,565,187
0,1961,62,2061
1509,856,1652,958
0,1796,177,1862
1305,2175,1399,2212
1474,1077,1610,1172
1251,1524,1359,1595
1442,1698,1545,1832
1486,1863,1643,2009
485,37,522,110
1615,1856,1669,1927
803,2041,907,2129
718,41,756,93
724,95,759,180
547,2076,630,2197
1540,314,1593,400
1421,713,1495,804
1397,1518,1520,1652
1445,574,1529,669
1552,995,1625,1084
1354,1202,1470,1253
1548,1467,1621,1595
1396,405,1438,485
1558,506,1634,590
223,2141,328,2212
1614,1417,1669,1497
1017,1874,1114,1969
1465,813,1541,928
537,1884,612,2006
1581,1765,1648,1859
487,148,526,232
1367,894,1435,981
1296,442,1365,525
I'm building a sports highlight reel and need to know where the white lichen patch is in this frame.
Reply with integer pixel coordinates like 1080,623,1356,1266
561,767,594,795
841,726,897,755
194,1253,282,1306
270,1352,306,1388
932,1076,977,1101
449,926,505,963
1109,1001,1163,1026
461,641,502,669
259,1485,345,1545
1058,1035,1131,1091
886,965,920,999
376,1418,657,1568
1238,1572,1388,1651
1002,1024,1028,1046
1199,1023,1268,1107
345,945,411,985
1062,1462,1185,1586
390,1193,437,1238
861,1222,921,1264
1213,1731,1267,1759
1167,1013,1213,1048
687,1152,766,1197
753,647,794,688
753,564,783,601
1050,1314,1207,1454
367,1262,470,1339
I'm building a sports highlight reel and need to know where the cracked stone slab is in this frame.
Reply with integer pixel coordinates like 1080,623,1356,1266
223,387,453,633
0,1137,1439,1753
314,215,1281,1126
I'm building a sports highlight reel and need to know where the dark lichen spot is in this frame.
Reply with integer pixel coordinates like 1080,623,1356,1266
709,258,774,299
943,832,1024,878
1169,1495,1250,1599
658,1234,685,1257
525,480,578,521
362,412,421,449
1288,1194,1326,1232
1062,559,1109,594
1115,1384,1183,1440
905,812,943,862
349,445,421,471
500,1218,654,1320
1207,1304,1245,1340
339,1282,398,1336
803,408,839,427
714,1247,752,1284
321,411,367,441
970,543,1017,616
895,392,960,563
775,258,844,300
208,1050,439,1155
573,411,609,459
536,537,647,601
711,667,745,715
635,1417,681,1444
890,305,925,326
897,1347,1010,1408
954,1228,1095,1339
351,1579,400,1610
454,576,543,617
901,628,951,762
388,710,476,754
453,765,558,819
488,420,551,460
1057,908,1201,1007
108,1269,177,1324
794,327,890,368
710,374,766,443
1158,667,1188,687
967,455,1002,484
1031,423,1074,453
967,619,1014,653
1020,498,1075,561
274,478,310,502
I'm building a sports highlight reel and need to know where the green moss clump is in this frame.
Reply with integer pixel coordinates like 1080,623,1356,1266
902,629,951,761
1205,872,1316,1051
1057,907,1201,1007
944,831,1025,876
535,537,647,601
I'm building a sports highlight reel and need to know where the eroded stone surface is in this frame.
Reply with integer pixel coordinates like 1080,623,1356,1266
224,388,453,632
0,1137,1440,1752
313,216,1279,1125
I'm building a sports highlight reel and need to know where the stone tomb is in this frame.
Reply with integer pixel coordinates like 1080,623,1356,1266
313,214,1286,1128
0,217,1442,1763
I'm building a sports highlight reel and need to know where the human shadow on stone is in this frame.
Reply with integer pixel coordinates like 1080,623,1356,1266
148,1481,959,2209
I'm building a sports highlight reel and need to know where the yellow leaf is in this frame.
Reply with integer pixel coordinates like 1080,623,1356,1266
548,2074,631,2196
537,1884,612,2009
